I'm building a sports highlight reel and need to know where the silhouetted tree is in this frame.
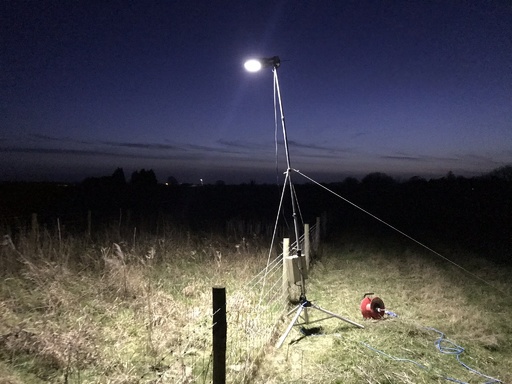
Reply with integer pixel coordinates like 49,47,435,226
407,176,427,184
445,170,456,180
343,176,359,187
486,165,512,182
166,176,178,186
361,172,396,187
112,168,126,185
131,169,157,187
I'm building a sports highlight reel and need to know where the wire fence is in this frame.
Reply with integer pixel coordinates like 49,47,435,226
209,224,317,383
0,211,318,383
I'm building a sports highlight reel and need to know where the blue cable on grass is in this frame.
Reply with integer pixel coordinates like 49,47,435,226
424,327,502,384
361,341,468,383
384,309,398,317
361,327,503,384
360,342,427,369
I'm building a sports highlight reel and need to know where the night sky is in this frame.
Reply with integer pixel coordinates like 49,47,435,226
2,1,511,184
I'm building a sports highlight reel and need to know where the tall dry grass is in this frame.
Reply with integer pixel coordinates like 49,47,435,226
1,222,511,383
0,222,284,383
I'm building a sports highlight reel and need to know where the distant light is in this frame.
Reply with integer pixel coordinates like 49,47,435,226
244,59,262,72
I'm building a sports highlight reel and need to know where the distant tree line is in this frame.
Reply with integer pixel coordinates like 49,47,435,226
82,168,158,188
0,166,510,263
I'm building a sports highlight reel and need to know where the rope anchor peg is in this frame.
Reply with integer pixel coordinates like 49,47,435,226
360,293,397,319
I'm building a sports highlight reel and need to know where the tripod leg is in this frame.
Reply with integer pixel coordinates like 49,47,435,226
311,303,364,328
276,304,304,348
286,304,301,316
303,306,309,324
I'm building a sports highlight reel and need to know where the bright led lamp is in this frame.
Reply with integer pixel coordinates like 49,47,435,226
244,59,262,72
244,56,281,72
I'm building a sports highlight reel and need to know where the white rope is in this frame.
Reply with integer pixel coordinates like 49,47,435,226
249,254,281,289
293,168,508,296
258,172,289,305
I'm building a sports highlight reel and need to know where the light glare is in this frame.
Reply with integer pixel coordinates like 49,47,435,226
244,59,262,72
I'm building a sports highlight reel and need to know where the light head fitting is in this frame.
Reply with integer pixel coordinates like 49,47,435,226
244,56,281,72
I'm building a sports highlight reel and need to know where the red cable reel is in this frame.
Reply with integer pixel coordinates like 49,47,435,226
360,292,386,319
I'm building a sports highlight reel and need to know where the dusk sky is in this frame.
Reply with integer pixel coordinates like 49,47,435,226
2,1,511,184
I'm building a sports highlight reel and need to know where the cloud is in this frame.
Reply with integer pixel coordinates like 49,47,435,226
287,139,353,153
102,141,179,150
186,143,244,155
25,134,181,152
349,131,369,140
218,139,258,149
28,133,91,145
1,147,113,156
0,134,273,164
380,155,423,161
5,132,507,184
20,133,355,161
379,151,463,163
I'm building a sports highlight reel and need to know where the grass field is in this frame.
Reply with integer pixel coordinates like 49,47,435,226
257,237,511,383
0,226,510,383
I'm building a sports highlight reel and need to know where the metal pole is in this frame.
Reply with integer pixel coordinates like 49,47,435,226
273,66,307,298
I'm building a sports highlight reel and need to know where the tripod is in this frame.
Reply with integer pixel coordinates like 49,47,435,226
276,293,364,348
263,56,364,348
274,171,364,348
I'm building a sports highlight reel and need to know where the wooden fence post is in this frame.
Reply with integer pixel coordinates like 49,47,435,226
282,238,290,298
31,213,39,250
321,211,328,238
212,287,226,384
304,223,310,271
87,210,92,238
57,218,62,253
118,208,122,237
314,217,321,253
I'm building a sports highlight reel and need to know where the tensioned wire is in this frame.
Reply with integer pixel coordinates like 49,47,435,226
250,182,312,307
283,168,504,383
249,224,315,294
238,68,505,379
257,171,289,306
254,66,307,305
292,168,507,296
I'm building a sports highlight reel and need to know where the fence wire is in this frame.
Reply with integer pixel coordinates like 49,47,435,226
0,214,317,384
